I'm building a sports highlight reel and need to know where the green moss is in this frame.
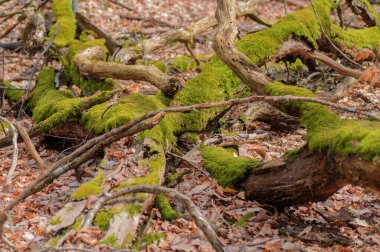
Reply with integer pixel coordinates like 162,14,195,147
180,132,200,143
156,195,180,221
72,216,83,231
29,67,57,109
171,55,197,72
116,146,165,189
125,204,143,216
83,93,177,147
71,175,104,200
331,26,380,50
94,210,114,230
265,82,380,160
236,212,254,228
100,234,121,248
3,81,23,102
48,236,60,247
165,172,185,187
79,30,97,42
50,0,76,47
132,233,166,250
283,147,302,157
49,216,62,225
201,146,259,188
31,69,114,131
172,57,241,132
153,61,168,73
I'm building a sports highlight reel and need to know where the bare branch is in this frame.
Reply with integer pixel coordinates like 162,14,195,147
74,46,183,96
0,116,18,189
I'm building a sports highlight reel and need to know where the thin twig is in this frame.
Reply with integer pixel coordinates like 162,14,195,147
106,0,133,11
0,116,18,188
309,0,362,69
167,152,210,176
17,23,60,120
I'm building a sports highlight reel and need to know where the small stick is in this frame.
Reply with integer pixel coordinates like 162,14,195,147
0,116,18,189
106,0,133,11
14,122,44,169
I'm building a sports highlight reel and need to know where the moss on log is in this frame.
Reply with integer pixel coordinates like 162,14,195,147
50,0,76,48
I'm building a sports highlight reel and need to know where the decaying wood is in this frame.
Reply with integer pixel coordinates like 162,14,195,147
242,149,380,206
213,0,380,206
74,46,183,96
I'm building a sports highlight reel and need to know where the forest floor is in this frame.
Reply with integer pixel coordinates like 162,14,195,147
1,0,380,251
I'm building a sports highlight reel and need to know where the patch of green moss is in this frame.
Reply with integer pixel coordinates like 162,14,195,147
265,82,380,160
48,236,60,247
79,30,97,42
50,0,76,47
116,145,165,189
132,233,166,250
236,212,254,228
153,61,168,73
201,146,259,188
100,234,121,248
166,172,185,187
156,195,180,221
49,216,62,225
3,81,23,102
332,26,380,50
31,69,114,131
283,147,302,157
125,204,143,216
171,55,197,72
83,93,177,147
172,57,241,132
180,132,200,143
72,216,83,231
71,175,104,200
94,210,114,230
29,67,58,108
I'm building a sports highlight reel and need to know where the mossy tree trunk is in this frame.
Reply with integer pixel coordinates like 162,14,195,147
19,0,380,248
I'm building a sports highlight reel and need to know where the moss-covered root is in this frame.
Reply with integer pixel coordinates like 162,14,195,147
50,0,76,47
201,146,259,188
156,195,180,221
2,81,23,103
30,67,116,132
265,82,380,160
